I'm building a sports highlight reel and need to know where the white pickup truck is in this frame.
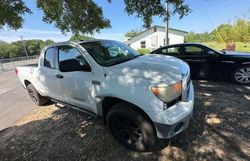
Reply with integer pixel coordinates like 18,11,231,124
16,40,194,151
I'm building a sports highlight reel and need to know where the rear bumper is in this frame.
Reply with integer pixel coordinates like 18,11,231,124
153,81,194,139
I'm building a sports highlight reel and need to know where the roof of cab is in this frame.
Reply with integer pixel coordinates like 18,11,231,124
45,39,114,48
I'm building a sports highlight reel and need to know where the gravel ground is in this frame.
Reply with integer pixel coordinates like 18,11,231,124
0,80,249,161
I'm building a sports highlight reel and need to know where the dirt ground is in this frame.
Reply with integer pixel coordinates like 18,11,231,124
0,80,249,161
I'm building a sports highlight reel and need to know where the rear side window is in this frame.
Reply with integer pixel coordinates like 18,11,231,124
44,48,56,68
160,47,180,55
184,46,203,55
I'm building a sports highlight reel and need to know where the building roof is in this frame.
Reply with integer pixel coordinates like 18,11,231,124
126,25,188,42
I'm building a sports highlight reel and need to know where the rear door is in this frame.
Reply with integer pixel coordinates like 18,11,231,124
55,45,96,112
179,45,206,78
154,46,181,57
40,47,62,100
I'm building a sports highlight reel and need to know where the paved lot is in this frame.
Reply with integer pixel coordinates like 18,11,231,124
0,70,249,161
0,70,39,131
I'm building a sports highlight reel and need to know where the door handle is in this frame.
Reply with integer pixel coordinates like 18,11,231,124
186,59,204,62
55,74,63,79
92,80,101,85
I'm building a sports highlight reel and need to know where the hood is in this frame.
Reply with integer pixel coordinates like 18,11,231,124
224,51,250,58
107,54,188,85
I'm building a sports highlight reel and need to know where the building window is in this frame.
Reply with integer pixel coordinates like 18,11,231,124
141,41,146,48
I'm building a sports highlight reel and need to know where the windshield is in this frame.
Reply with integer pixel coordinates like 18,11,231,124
81,40,140,67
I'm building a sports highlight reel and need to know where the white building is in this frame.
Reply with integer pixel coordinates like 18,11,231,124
126,25,188,51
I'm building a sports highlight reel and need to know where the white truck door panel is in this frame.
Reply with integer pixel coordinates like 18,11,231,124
56,45,95,112
41,47,62,100
56,71,95,111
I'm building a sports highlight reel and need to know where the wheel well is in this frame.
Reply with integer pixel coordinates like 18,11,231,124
101,97,153,126
24,80,31,87
231,64,250,75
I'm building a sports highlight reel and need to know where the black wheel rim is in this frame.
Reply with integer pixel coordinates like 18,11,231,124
28,88,38,103
111,116,143,146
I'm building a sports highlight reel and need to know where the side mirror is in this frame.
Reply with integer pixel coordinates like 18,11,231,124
59,59,91,72
207,50,215,55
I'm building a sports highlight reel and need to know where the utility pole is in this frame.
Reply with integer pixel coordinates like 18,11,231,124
165,1,169,46
21,35,29,58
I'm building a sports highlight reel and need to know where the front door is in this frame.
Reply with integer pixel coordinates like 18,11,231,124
55,45,95,112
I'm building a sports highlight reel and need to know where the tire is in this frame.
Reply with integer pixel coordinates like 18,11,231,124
231,65,250,84
106,102,157,151
26,84,48,106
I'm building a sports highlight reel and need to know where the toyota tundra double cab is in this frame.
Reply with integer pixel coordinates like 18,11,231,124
16,40,194,151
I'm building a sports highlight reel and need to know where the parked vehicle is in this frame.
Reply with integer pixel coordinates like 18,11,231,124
150,43,250,84
16,40,194,151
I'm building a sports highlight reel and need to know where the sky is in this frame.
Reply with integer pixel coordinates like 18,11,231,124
0,0,250,42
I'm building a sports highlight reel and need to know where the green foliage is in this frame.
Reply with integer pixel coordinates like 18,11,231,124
125,29,142,39
204,42,250,52
69,34,95,41
36,0,111,34
0,42,9,58
124,0,191,28
137,48,150,55
185,32,215,42
1,0,190,34
0,0,31,30
185,18,250,44
0,39,54,58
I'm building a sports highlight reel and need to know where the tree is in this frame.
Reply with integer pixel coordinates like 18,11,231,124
44,40,54,46
0,41,9,58
0,39,54,58
69,34,95,41
0,0,31,30
125,29,141,39
37,0,111,35
124,0,191,28
185,18,250,43
0,0,191,34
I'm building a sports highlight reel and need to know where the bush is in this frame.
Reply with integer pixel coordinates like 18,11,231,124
137,48,150,55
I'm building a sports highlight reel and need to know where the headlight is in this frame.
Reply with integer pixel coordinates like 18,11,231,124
151,81,182,103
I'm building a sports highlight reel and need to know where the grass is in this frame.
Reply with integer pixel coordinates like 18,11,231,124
203,42,250,53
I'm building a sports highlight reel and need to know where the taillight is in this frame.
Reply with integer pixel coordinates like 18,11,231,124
15,68,18,75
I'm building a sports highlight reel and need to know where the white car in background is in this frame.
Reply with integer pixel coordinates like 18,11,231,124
16,40,194,151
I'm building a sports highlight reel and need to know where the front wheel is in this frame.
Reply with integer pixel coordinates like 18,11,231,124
231,66,250,84
106,102,157,151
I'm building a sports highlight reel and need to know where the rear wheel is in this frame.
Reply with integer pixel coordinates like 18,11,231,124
26,84,48,106
106,102,156,151
231,66,250,84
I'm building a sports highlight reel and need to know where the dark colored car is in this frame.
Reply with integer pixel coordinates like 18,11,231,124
150,43,250,84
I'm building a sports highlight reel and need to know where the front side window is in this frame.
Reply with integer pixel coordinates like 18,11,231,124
44,47,56,68
161,47,180,55
81,40,140,67
58,46,90,72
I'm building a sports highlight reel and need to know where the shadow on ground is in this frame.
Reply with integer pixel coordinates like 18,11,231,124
0,81,249,161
